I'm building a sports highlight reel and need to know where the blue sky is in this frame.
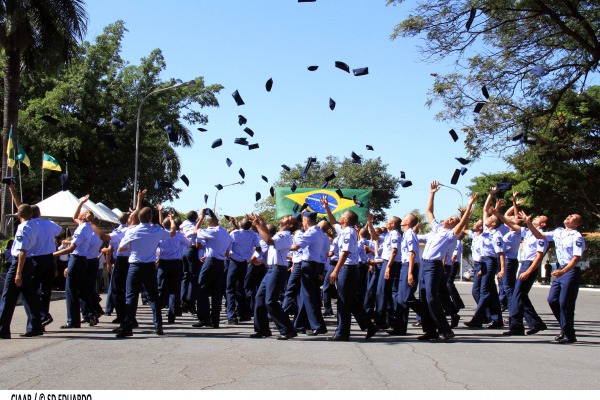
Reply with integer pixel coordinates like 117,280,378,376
84,0,510,221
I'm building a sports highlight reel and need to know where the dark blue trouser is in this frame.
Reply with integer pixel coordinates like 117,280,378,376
110,256,130,322
123,262,162,331
105,269,114,314
157,259,183,319
509,261,545,332
181,246,199,307
66,255,88,326
322,262,337,313
364,263,381,315
226,259,250,320
472,261,482,304
80,258,101,319
440,265,459,316
283,263,302,316
32,253,55,322
502,258,519,314
375,260,400,327
547,266,580,340
357,262,369,312
419,259,451,335
471,256,502,324
447,262,465,310
396,262,422,333
336,265,373,338
196,257,225,326
245,263,267,313
0,258,41,336
294,261,326,331
254,265,295,335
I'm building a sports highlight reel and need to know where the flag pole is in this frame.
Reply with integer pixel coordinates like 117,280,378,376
18,161,22,202
42,152,44,200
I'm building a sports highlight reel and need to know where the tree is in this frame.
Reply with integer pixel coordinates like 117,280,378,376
256,155,400,225
11,21,223,211
388,0,600,159
1,0,88,233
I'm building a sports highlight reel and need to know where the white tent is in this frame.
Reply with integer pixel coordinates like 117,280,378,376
34,190,119,228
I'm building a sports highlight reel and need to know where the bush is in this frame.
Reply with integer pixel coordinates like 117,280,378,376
582,234,600,285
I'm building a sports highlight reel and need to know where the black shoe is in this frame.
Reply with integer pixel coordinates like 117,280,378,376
226,318,239,325
105,312,112,317
327,335,350,341
412,321,422,327
180,304,189,313
385,329,406,336
115,330,133,338
450,314,460,328
188,305,197,315
376,323,389,330
239,316,252,322
19,331,43,337
132,320,139,329
558,337,577,344
417,332,440,341
295,328,307,334
167,316,175,324
276,332,298,340
366,325,379,340
41,317,54,327
503,318,510,325
526,324,547,336
60,324,80,329
88,316,99,327
323,311,334,317
81,317,90,324
500,305,507,312
307,328,328,336
0,334,11,339
555,332,565,341
440,331,455,341
249,332,272,338
192,321,211,328
503,330,525,336
111,318,122,324
486,321,504,329
154,328,165,336
463,321,483,329
112,326,123,333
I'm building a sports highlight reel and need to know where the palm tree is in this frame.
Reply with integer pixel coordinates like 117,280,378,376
0,0,88,234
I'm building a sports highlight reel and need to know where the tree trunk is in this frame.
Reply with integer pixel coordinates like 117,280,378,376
1,50,22,237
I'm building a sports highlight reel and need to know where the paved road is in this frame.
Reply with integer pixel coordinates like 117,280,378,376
0,282,599,390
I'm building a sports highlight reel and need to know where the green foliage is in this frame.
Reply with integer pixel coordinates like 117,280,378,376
11,21,223,210
256,155,399,225
388,0,600,158
581,235,600,285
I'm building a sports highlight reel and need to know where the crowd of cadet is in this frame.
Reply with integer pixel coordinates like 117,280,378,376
0,181,585,344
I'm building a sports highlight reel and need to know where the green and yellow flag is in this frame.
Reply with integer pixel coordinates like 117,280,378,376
42,153,61,171
275,187,372,223
7,128,30,168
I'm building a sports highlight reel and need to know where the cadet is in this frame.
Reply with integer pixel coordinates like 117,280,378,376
226,217,261,324
523,211,585,344
0,204,42,338
464,194,505,329
394,213,424,335
282,220,303,317
180,210,199,314
420,181,476,341
491,208,548,336
325,208,378,341
290,211,328,335
193,209,234,329
8,183,63,328
53,195,95,329
81,219,103,326
322,232,338,317
448,239,465,311
248,214,298,339
115,206,176,338
156,206,190,323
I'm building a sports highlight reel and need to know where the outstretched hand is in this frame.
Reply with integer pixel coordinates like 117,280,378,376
430,180,440,193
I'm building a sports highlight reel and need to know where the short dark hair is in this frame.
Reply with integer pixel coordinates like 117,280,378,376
345,210,358,226
17,204,32,219
118,212,130,224
139,207,153,223
241,218,252,230
31,205,41,218
187,210,198,222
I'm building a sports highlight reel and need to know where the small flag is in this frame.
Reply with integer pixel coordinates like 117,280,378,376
42,153,62,171
7,128,30,168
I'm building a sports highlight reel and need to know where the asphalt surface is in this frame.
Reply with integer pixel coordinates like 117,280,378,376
0,282,599,390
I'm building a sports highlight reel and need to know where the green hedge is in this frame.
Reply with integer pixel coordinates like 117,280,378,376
582,235,600,285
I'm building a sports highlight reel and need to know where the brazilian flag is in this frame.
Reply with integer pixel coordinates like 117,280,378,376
275,187,372,224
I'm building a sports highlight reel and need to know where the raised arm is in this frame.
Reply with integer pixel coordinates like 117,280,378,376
320,196,337,226
491,205,521,232
89,219,111,241
156,204,164,226
73,194,89,224
426,181,440,225
518,211,546,239
247,213,274,245
193,208,207,235
8,182,22,208
365,210,379,242
482,187,497,222
453,192,479,235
